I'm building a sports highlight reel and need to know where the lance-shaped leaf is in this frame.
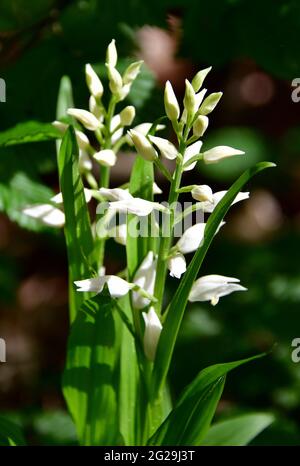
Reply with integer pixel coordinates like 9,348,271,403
148,355,263,446
58,126,95,321
0,417,26,446
0,121,61,147
62,293,121,446
201,413,274,446
152,162,275,395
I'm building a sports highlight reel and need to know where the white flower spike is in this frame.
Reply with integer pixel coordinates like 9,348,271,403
132,251,157,309
85,63,103,99
168,252,186,279
74,275,134,298
203,146,245,164
67,108,101,131
188,274,247,305
142,307,162,361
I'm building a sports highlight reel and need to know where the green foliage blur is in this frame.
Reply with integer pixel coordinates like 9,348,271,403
0,0,300,445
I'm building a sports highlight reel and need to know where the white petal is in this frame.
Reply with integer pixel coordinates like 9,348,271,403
74,277,105,293
201,191,250,213
79,150,93,171
50,188,92,205
22,204,65,227
183,141,203,171
74,275,133,298
191,185,213,203
176,223,206,254
133,251,157,309
168,253,186,279
109,224,127,245
203,146,245,164
148,135,178,160
153,182,162,195
76,131,90,150
142,307,162,361
98,187,132,201
85,63,103,99
67,108,101,131
109,198,165,216
110,114,123,144
94,149,117,167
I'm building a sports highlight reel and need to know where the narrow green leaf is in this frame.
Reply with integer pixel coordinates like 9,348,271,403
202,413,274,446
0,417,26,446
0,121,61,147
152,161,275,394
62,293,121,446
148,355,263,446
58,126,95,321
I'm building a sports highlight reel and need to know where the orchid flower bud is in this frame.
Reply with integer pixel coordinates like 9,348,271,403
148,135,178,160
183,79,197,116
182,141,203,171
202,146,245,164
188,274,247,305
191,185,213,203
123,61,143,85
67,108,101,131
106,39,118,67
120,106,136,126
106,64,123,95
192,66,212,92
142,307,162,361
164,81,180,121
199,92,223,116
128,129,158,161
85,63,103,99
167,252,186,279
93,149,117,167
193,115,209,138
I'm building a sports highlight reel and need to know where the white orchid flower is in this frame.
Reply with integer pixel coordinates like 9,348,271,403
98,187,132,201
109,223,127,246
176,221,225,254
148,135,178,160
183,141,203,171
167,252,186,279
128,129,158,162
202,145,245,164
22,204,65,228
67,108,101,131
188,274,247,305
85,63,103,99
200,191,250,213
142,307,162,361
132,251,157,309
74,275,134,298
52,121,91,151
191,185,213,203
93,149,117,167
108,197,167,217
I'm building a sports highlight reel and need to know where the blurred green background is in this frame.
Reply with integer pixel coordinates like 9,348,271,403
0,0,300,445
